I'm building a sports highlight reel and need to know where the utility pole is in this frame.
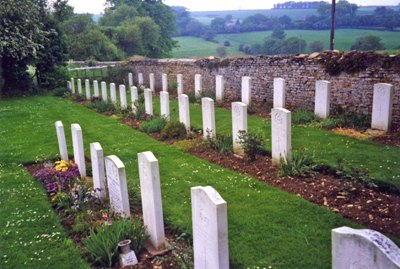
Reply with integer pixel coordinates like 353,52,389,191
330,0,336,50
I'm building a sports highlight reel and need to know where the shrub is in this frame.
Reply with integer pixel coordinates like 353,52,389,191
279,153,316,177
84,218,148,268
160,121,187,140
206,133,233,155
132,100,146,121
187,92,198,103
224,40,230,47
53,87,68,97
238,131,265,162
216,46,227,57
140,116,166,134
309,40,324,52
87,100,115,113
168,80,178,94
292,109,319,125
201,90,215,100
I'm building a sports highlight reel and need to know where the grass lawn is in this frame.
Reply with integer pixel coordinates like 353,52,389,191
0,95,370,268
173,29,400,58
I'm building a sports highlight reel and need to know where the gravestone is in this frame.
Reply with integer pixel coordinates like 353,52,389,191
271,108,291,165
101,81,108,101
241,76,251,106
110,83,117,105
138,73,144,85
71,124,86,177
371,83,393,132
90,142,106,200
55,121,68,161
191,186,229,269
131,86,138,112
93,80,99,97
77,79,82,94
216,75,224,102
195,74,202,98
144,88,153,116
179,94,190,132
119,85,127,110
67,81,72,92
162,73,168,92
105,155,130,218
71,78,76,94
273,78,286,108
85,79,91,100
177,74,183,95
332,226,400,269
128,73,133,87
138,152,165,250
232,102,247,155
149,73,155,91
315,80,331,119
160,91,170,119
202,98,216,139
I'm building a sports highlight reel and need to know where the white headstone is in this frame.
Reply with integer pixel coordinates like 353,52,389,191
128,73,133,87
71,124,86,177
119,85,127,110
162,73,168,92
371,83,393,132
67,81,72,92
55,121,68,161
71,78,76,94
144,88,153,116
138,152,165,250
179,94,190,132
232,102,247,155
202,97,216,139
85,79,91,100
93,80,99,97
138,73,144,85
101,81,108,101
191,186,229,269
271,108,292,165
90,142,106,200
195,74,202,98
315,80,331,119
160,91,170,119
77,79,82,94
105,155,130,218
332,226,400,269
241,76,251,106
149,73,155,91
131,86,138,112
177,74,183,95
273,78,286,108
216,75,224,102
110,83,117,105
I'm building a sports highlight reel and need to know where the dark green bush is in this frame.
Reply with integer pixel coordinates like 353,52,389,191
160,121,187,140
206,133,233,155
187,92,197,103
238,131,265,162
140,116,167,134
53,87,67,97
132,101,146,121
279,153,316,177
168,80,177,94
87,100,115,113
292,109,319,125
201,90,215,100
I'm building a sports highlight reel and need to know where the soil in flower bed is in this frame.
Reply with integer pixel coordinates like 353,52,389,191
372,129,400,148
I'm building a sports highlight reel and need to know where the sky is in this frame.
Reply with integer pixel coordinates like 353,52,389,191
68,0,399,14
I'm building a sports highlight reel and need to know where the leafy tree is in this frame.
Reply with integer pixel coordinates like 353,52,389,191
282,37,307,54
271,27,286,40
309,40,324,52
53,0,74,23
350,35,385,51
99,4,138,27
211,17,226,33
202,30,216,42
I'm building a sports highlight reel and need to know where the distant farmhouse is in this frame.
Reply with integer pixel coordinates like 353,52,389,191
273,1,325,9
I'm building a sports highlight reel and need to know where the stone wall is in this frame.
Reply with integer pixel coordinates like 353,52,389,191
126,52,400,127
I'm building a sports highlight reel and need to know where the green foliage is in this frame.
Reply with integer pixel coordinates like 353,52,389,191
107,66,132,85
238,131,265,162
351,35,385,51
334,158,378,189
187,92,198,103
160,120,187,140
53,87,68,97
292,109,320,125
140,116,166,134
84,218,148,268
216,46,227,57
173,139,200,153
271,26,286,40
131,100,146,121
310,40,324,52
201,90,216,100
168,80,178,94
279,152,316,177
206,133,233,155
87,100,116,113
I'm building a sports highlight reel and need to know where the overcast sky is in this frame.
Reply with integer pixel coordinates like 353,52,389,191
68,0,400,14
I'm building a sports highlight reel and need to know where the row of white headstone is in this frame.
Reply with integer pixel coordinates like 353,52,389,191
55,121,400,269
127,72,395,132
54,121,229,268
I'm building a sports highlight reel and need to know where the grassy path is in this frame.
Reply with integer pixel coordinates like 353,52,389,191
0,95,368,268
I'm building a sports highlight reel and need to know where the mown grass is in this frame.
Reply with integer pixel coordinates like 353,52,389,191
0,95,368,268
173,29,400,58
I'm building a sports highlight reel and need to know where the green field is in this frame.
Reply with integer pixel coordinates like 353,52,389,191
172,29,400,58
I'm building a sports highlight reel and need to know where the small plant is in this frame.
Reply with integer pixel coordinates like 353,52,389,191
206,132,233,155
132,100,146,121
87,100,115,113
53,87,67,97
153,233,193,268
140,116,167,134
247,105,257,114
84,217,148,268
187,92,198,103
160,120,187,140
279,153,316,177
292,109,320,125
201,90,215,100
168,80,178,94
334,158,378,189
238,131,264,162
173,139,202,152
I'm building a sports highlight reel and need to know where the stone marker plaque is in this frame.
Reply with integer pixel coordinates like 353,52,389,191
216,75,224,102
232,102,247,155
162,73,168,92
90,142,106,199
85,79,91,100
119,85,127,110
55,121,68,161
93,80,99,97
101,81,108,101
110,83,117,104
131,86,138,112
71,124,86,177
179,94,190,132
371,83,393,132
202,97,216,139
177,74,183,95
160,91,170,119
315,80,331,119
195,74,202,98
271,108,291,165
241,76,251,106
149,73,155,91
144,88,153,116
273,78,286,108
